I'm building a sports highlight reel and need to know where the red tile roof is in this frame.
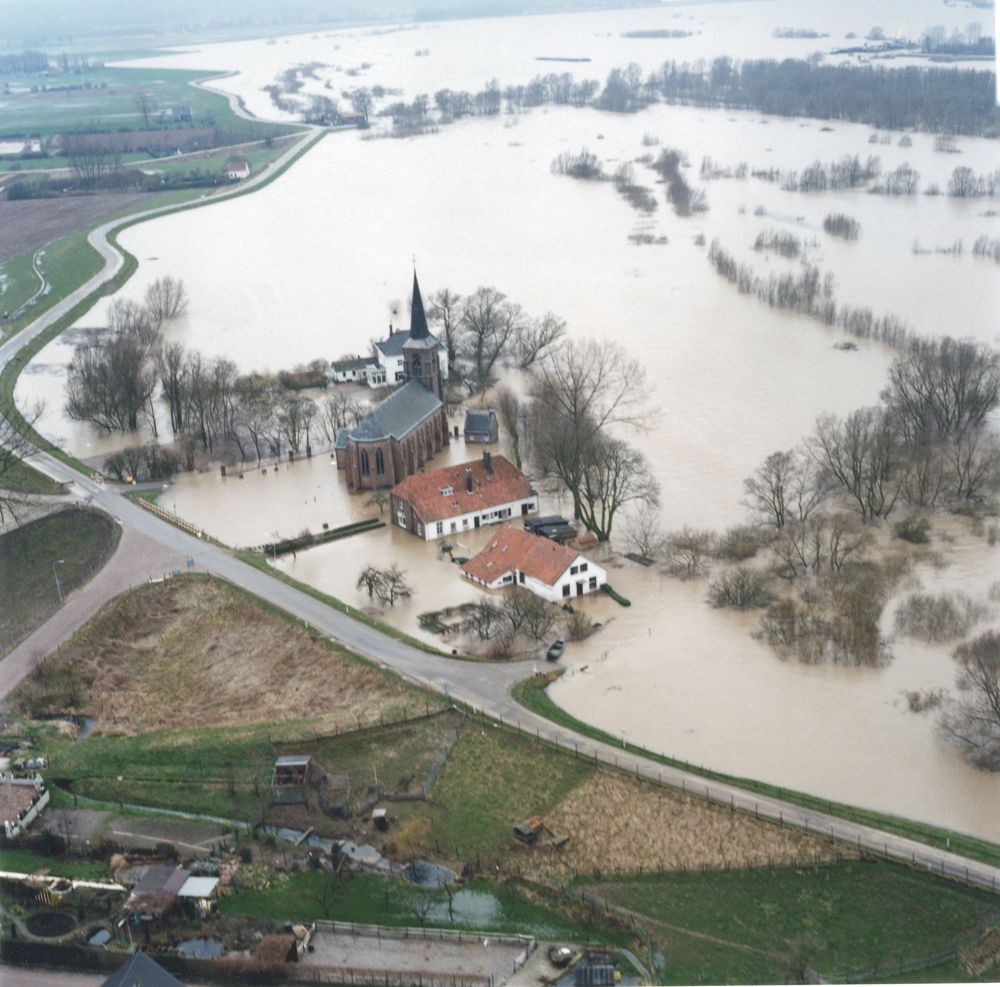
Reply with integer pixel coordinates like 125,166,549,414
391,456,534,524
461,526,580,587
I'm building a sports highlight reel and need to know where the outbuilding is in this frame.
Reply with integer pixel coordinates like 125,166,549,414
463,408,499,443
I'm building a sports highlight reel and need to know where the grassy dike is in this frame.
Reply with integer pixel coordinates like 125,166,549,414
512,673,1000,871
0,125,324,483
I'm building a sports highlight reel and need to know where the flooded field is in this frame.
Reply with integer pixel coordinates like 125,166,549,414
14,0,1000,837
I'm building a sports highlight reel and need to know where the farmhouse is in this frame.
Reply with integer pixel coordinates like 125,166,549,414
331,355,370,383
461,526,606,602
225,159,250,180
335,273,450,491
390,452,537,541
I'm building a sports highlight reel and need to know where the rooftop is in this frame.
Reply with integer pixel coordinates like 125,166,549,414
102,952,185,987
0,779,38,824
332,356,370,372
375,327,445,358
349,379,443,442
461,526,582,587
392,456,533,524
464,409,496,431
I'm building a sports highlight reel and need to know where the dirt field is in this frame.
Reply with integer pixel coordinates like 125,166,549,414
510,772,850,881
0,192,152,263
12,575,413,735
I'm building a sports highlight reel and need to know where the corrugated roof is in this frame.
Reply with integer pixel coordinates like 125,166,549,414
461,526,583,587
392,456,533,524
349,380,442,442
177,875,219,898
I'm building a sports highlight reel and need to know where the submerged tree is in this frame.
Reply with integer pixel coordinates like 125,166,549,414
941,630,1000,771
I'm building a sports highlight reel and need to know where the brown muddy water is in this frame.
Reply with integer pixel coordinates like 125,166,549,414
14,1,1000,837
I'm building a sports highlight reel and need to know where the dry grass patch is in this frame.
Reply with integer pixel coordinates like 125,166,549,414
517,772,848,881
14,574,411,734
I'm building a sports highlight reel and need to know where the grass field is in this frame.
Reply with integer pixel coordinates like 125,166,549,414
592,862,1000,983
0,456,64,495
0,506,119,656
0,65,283,140
0,846,107,881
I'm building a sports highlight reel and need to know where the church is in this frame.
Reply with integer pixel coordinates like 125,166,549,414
334,273,450,491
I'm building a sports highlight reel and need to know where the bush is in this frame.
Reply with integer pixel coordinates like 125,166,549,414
716,524,770,561
567,610,594,641
709,568,770,609
894,591,989,642
894,516,931,544
823,213,861,239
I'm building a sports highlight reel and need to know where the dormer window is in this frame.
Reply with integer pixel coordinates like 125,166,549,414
440,485,453,496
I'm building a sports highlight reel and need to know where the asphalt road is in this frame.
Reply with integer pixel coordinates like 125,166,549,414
1,120,998,897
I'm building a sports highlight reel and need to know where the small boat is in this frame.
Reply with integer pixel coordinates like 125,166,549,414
546,638,566,661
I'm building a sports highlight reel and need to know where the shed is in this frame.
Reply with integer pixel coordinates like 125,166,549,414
512,816,544,844
273,755,311,786
464,408,499,443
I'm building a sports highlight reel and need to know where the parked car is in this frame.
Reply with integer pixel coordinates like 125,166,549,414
546,638,566,661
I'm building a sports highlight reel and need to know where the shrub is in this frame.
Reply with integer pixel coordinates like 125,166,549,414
716,524,770,561
823,213,861,239
567,610,594,641
894,516,931,544
894,591,989,642
709,568,770,609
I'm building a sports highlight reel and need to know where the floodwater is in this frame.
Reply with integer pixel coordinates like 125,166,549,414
15,1,1000,838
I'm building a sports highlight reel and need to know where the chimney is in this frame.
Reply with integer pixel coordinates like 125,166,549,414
389,322,393,337
465,468,473,494
484,450,493,477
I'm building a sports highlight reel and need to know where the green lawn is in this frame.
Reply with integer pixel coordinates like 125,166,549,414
0,65,289,139
0,846,107,881
0,506,119,656
595,862,1000,983
429,724,592,860
0,455,63,495
220,870,604,940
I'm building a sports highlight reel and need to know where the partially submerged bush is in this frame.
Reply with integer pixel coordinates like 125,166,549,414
894,591,990,643
716,524,771,561
894,516,931,544
823,213,861,239
709,568,771,609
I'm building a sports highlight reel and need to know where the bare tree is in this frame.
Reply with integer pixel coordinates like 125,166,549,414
145,276,188,325
499,588,559,643
743,448,828,529
349,87,373,123
808,408,901,523
530,338,651,524
663,527,715,579
277,395,317,454
624,504,665,559
376,565,413,607
356,565,384,600
770,513,871,580
366,491,388,515
883,337,1000,442
427,288,462,368
134,91,156,129
940,630,1000,770
494,386,525,469
515,313,566,370
62,132,123,188
465,597,504,640
157,341,188,434
458,287,524,390
946,429,1000,502
577,435,659,542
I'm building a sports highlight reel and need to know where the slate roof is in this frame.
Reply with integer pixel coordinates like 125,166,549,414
461,526,582,587
464,409,496,434
102,951,185,987
349,380,442,442
332,356,370,372
410,271,430,340
375,328,445,358
392,455,534,524
335,427,351,450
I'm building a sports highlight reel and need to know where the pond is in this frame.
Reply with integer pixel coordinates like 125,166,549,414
25,912,75,937
176,936,225,959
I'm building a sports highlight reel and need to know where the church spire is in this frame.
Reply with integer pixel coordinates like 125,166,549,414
410,270,430,340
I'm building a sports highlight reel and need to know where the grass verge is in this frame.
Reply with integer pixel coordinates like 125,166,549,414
512,674,1000,870
0,846,107,882
0,506,119,655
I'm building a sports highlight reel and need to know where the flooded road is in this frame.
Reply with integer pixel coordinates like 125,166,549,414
14,0,1000,837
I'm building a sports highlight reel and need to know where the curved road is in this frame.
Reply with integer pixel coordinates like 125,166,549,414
1,123,998,898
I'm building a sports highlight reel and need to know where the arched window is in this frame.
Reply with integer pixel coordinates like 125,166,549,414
375,448,385,475
411,354,422,379
360,450,370,476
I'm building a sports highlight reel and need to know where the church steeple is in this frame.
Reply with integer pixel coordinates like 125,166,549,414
410,271,430,340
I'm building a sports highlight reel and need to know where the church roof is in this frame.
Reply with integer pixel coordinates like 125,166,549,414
349,380,442,443
102,951,185,987
410,271,430,340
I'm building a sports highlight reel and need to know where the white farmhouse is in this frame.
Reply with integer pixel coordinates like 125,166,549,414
365,325,449,389
390,452,537,541
461,526,606,603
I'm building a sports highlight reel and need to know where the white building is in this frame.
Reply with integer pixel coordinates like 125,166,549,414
225,160,250,180
461,526,606,603
365,326,449,389
390,453,536,541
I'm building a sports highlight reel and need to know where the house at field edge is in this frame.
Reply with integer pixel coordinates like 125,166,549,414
461,525,606,602
464,408,499,443
225,159,250,180
335,273,449,491
390,451,537,540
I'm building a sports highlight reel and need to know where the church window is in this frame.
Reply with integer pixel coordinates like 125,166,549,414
360,450,370,476
375,449,385,474
411,354,422,378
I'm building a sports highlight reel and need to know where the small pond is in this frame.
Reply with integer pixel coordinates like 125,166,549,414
176,937,224,959
25,912,75,937
88,927,112,946
404,860,457,888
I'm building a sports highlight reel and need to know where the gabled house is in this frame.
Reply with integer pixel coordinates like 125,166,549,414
365,325,449,389
390,452,536,540
331,356,370,383
225,159,250,180
464,408,499,444
461,526,606,602
102,951,185,987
